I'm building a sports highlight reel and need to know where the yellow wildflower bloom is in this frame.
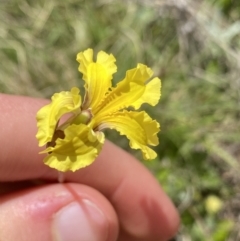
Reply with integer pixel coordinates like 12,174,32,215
36,48,161,172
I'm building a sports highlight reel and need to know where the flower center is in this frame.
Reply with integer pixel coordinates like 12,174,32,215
47,109,93,149
46,129,65,150
71,109,93,126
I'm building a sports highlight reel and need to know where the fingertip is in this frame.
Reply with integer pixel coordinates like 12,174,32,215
101,142,179,240
0,183,119,241
142,194,180,241
165,201,180,240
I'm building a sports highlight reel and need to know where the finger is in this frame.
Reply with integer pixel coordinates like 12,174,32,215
0,94,46,180
0,94,179,240
0,183,118,241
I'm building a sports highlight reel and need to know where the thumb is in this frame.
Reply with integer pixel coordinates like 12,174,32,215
0,183,118,241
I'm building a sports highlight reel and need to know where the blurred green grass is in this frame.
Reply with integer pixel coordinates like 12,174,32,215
1,0,240,240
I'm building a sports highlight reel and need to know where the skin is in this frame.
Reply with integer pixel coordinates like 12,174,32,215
0,94,180,241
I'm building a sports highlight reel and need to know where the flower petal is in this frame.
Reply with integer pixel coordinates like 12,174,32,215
76,48,117,111
36,87,81,147
131,76,161,109
95,64,161,117
96,110,160,160
41,123,104,172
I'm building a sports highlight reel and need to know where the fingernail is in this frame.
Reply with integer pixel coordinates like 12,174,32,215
53,200,108,241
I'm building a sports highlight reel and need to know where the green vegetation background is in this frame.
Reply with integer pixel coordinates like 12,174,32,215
1,0,240,240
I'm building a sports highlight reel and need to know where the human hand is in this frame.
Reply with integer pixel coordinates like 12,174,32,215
0,94,179,241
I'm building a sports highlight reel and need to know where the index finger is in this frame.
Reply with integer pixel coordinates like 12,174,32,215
0,94,179,240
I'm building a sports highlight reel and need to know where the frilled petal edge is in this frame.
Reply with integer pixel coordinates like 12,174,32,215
76,48,117,111
41,123,104,172
96,110,160,160
36,87,81,147
95,64,161,117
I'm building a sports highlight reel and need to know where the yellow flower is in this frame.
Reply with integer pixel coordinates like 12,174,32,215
36,48,161,172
